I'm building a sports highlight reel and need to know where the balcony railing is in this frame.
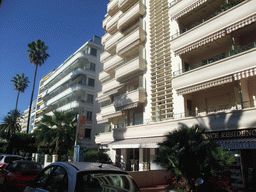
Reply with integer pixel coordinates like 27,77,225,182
173,41,256,76
171,0,245,40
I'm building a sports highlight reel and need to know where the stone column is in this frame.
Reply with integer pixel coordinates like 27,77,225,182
139,148,144,171
52,154,58,163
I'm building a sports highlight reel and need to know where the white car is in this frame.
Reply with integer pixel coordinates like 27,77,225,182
0,154,23,169
24,162,140,192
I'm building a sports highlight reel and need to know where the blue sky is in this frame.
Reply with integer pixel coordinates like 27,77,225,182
0,0,107,120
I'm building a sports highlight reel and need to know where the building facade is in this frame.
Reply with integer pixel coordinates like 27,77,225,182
96,0,256,190
34,36,104,148
21,100,37,133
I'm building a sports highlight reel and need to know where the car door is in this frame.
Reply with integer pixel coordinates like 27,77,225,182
24,165,56,192
24,165,68,192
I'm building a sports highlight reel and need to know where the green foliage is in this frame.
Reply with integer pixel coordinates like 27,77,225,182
0,109,21,141
155,125,234,191
11,73,30,110
34,111,76,160
84,150,112,164
221,0,244,11
26,39,49,133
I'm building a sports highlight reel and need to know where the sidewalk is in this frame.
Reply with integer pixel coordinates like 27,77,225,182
139,184,168,192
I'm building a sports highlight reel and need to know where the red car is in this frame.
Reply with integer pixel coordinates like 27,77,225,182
0,160,42,191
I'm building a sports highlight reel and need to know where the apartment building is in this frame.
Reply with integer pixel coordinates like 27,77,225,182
21,100,37,133
34,36,104,148
96,0,256,190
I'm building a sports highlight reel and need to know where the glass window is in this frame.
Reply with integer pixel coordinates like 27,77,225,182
88,78,95,87
90,48,97,56
85,129,91,138
33,166,55,189
45,166,68,192
90,63,96,71
87,111,92,121
87,94,94,104
76,173,140,192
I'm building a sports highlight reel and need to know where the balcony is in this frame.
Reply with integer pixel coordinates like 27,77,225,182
116,26,146,56
115,55,146,82
97,92,111,103
102,15,110,31
107,0,119,16
105,32,123,54
56,100,86,112
118,0,137,12
104,54,124,73
95,131,114,144
101,33,111,46
100,51,111,63
118,0,146,32
102,79,124,94
114,88,146,109
173,44,256,90
101,104,122,119
99,71,111,83
170,0,255,53
106,11,122,35
96,113,109,124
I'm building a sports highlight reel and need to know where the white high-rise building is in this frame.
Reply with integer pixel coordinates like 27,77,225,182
34,36,104,148
96,0,256,189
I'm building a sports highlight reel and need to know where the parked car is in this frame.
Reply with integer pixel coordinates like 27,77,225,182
0,160,42,191
0,154,23,169
24,162,140,192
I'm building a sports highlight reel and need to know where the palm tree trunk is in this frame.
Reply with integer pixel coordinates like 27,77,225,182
27,64,38,133
15,91,20,111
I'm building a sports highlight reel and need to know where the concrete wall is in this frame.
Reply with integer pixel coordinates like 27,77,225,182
128,170,170,188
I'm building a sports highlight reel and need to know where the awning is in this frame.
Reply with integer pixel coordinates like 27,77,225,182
177,76,233,95
108,137,166,149
174,30,226,56
226,14,256,34
115,102,138,111
171,0,208,21
233,68,256,80
217,138,256,149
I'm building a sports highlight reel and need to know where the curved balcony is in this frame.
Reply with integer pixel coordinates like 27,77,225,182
101,104,122,119
118,0,146,32
101,33,111,46
102,15,110,31
114,88,146,109
99,71,111,83
96,113,109,125
170,0,255,53
106,11,122,35
56,100,86,112
105,32,123,54
173,46,256,90
97,92,111,103
115,55,146,82
116,26,146,56
118,0,137,12
102,78,124,94
100,51,111,63
107,0,119,16
104,54,124,73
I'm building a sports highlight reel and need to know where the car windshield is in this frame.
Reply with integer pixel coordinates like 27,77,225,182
4,156,23,163
6,162,42,172
77,172,140,192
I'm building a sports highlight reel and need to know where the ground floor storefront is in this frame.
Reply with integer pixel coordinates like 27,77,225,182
206,128,256,191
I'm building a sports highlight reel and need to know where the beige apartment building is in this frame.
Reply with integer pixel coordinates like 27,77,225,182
96,0,256,190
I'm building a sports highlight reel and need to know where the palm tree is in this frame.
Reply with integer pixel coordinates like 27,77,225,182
11,73,30,111
34,111,76,160
26,39,49,133
0,109,21,141
155,125,234,191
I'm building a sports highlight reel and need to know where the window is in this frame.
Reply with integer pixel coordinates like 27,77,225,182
45,166,68,192
85,129,91,138
90,62,96,71
88,78,95,87
90,48,97,56
87,111,92,121
87,94,94,104
33,166,55,189
78,77,86,85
